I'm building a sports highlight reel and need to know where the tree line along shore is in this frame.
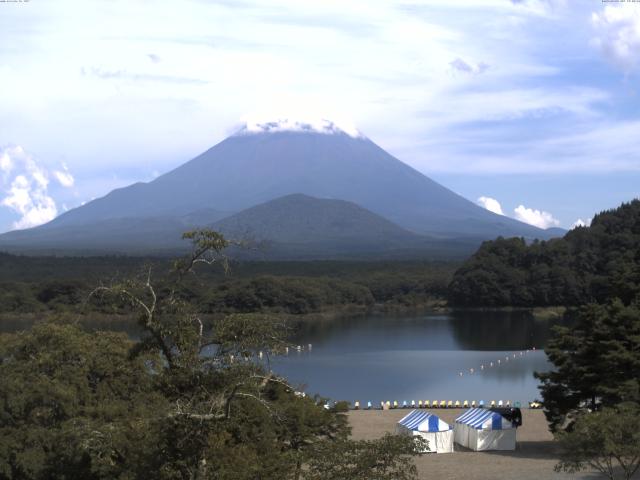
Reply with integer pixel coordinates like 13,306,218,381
0,256,454,318
2,201,638,319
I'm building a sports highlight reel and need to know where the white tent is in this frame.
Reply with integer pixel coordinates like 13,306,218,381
454,408,516,451
396,410,454,453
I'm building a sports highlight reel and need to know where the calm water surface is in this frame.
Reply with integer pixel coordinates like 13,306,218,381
1,310,564,405
271,310,565,405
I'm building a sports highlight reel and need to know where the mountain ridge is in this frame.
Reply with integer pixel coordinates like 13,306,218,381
0,194,480,258
0,125,561,256
40,129,553,238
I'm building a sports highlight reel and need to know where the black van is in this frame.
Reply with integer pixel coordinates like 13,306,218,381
489,407,523,427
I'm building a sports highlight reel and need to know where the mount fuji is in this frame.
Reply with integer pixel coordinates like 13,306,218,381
0,119,560,257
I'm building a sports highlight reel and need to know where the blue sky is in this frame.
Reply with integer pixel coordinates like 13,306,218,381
1,0,639,232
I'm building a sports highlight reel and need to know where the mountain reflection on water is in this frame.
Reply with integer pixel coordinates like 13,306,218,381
287,310,568,352
273,310,569,403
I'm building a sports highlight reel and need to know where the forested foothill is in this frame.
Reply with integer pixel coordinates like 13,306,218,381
449,200,640,308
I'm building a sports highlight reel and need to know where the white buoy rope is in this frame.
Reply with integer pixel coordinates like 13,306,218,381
226,343,316,364
280,344,314,356
456,347,539,377
352,347,543,412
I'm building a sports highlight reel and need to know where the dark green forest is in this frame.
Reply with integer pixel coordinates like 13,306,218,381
508,202,640,477
449,200,640,307
0,256,455,317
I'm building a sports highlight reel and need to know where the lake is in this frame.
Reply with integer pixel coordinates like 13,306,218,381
271,310,564,406
0,310,564,406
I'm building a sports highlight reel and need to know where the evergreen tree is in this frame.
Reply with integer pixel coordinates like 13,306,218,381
535,300,640,432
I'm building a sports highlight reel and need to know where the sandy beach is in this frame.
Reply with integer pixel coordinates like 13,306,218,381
348,409,622,480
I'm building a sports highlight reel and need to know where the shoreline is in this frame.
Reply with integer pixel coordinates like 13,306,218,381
0,304,568,330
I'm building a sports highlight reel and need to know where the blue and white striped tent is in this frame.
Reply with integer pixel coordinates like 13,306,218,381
398,410,451,432
455,408,513,430
396,410,454,453
454,408,516,451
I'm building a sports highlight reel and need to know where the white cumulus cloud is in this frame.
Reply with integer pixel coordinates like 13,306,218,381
571,217,592,229
477,196,504,215
53,163,75,187
0,151,13,174
0,145,73,230
592,5,640,74
239,112,364,139
513,205,560,228
514,204,560,229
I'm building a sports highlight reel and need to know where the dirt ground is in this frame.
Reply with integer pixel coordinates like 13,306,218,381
348,409,625,480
